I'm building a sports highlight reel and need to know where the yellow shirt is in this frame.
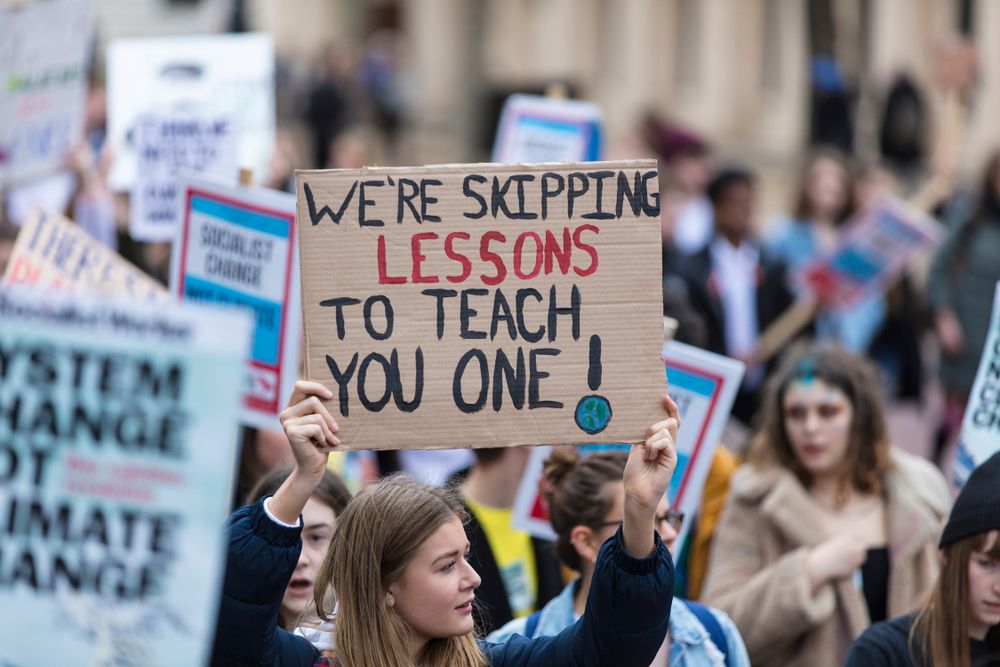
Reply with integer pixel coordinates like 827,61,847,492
466,497,538,618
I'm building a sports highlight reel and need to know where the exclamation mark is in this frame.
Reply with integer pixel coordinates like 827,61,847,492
588,334,602,391
575,334,612,435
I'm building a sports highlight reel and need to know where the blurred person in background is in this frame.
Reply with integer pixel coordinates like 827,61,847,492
646,117,714,258
306,45,352,169
847,452,1000,666
928,150,1000,461
767,148,886,355
244,467,351,633
679,167,794,425
702,343,950,667
489,447,750,667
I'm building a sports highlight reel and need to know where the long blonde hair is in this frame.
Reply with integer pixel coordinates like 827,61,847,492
910,531,1000,666
315,475,488,667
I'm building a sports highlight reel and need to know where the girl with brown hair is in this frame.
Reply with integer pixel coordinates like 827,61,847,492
212,381,681,667
701,343,950,667
847,451,1000,666
488,447,750,666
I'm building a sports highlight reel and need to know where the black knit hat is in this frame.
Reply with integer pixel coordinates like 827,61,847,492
940,451,1000,548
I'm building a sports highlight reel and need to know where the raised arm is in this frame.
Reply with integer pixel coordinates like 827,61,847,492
485,396,679,667
269,381,341,523
211,381,340,667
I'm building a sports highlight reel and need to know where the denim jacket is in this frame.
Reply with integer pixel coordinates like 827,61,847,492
489,580,750,667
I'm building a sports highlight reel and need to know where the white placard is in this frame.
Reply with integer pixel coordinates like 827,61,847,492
107,33,274,193
129,113,239,242
0,0,94,185
170,174,299,429
0,288,251,666
954,282,1000,487
492,94,603,164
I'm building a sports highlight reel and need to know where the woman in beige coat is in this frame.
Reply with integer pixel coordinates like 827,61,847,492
702,344,950,667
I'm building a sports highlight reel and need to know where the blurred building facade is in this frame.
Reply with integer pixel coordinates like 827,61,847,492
92,0,1000,219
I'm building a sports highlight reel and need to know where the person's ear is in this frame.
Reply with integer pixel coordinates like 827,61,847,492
938,549,947,567
385,591,395,607
570,525,601,564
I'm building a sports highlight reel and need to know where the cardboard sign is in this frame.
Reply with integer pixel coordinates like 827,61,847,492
0,289,251,666
954,282,1000,487
171,175,300,429
512,342,744,547
107,33,275,192
130,113,239,241
0,0,94,185
1,209,168,302
492,94,603,164
801,198,942,309
296,161,665,450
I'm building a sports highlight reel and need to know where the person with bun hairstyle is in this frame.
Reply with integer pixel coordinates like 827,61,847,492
489,447,750,666
846,451,1000,666
701,343,950,667
212,381,681,667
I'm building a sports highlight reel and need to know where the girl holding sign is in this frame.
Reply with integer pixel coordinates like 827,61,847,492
212,381,680,667
846,451,1000,666
701,344,950,667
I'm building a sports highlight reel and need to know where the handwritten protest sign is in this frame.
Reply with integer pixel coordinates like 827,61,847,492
492,94,603,164
513,342,744,546
108,33,274,193
0,289,251,666
2,209,168,302
954,282,1000,487
171,175,300,429
130,113,239,241
801,198,942,309
0,0,94,185
296,161,665,450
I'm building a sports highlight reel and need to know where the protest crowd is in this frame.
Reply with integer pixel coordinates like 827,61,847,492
2,1,1000,666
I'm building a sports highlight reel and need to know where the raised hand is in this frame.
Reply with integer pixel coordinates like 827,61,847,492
622,395,680,558
624,395,680,512
269,381,342,525
279,380,342,478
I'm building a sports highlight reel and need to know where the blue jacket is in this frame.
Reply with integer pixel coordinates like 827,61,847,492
489,580,751,667
211,498,674,666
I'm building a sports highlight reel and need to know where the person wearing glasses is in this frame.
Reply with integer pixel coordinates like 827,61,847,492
488,446,749,667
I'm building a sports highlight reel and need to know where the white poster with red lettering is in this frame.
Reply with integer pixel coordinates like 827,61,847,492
170,174,300,429
0,289,250,666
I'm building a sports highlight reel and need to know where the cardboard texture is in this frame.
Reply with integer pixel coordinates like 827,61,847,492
1,209,168,301
296,160,665,450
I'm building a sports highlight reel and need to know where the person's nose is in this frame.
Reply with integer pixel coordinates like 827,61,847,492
462,561,481,591
803,409,821,434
